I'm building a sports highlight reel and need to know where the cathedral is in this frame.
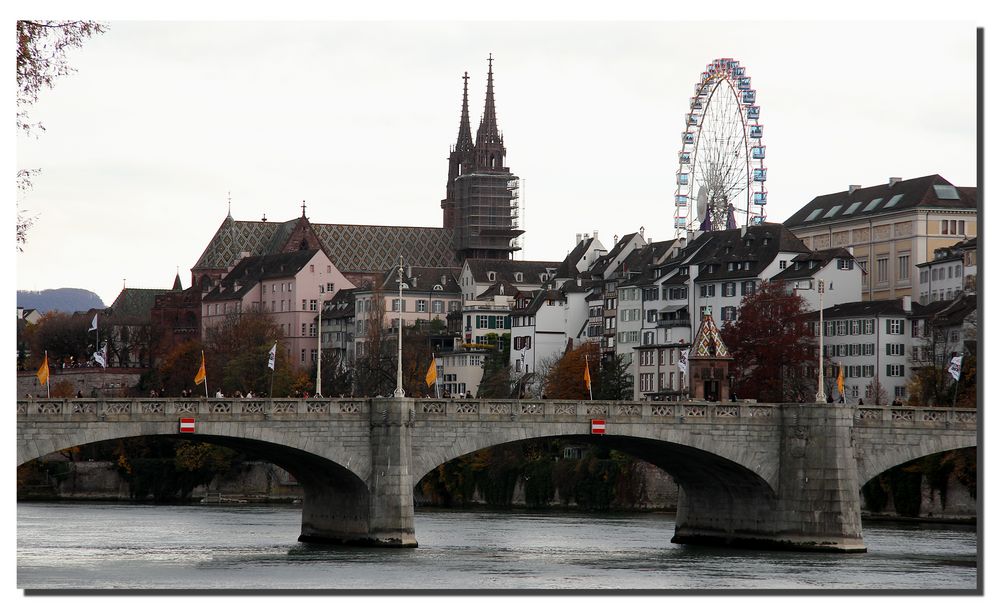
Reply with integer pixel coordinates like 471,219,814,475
190,56,522,292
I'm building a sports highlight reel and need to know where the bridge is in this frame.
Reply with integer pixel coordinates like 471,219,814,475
17,397,976,552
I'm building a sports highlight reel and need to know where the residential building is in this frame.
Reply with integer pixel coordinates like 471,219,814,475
201,249,356,368
784,175,977,301
319,288,356,365
771,248,864,312
916,237,976,304
457,259,561,302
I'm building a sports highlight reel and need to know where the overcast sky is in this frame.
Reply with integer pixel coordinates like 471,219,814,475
16,20,978,306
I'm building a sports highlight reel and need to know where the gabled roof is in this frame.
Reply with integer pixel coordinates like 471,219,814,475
322,288,357,320
203,250,319,302
686,223,810,282
109,287,172,322
476,279,519,299
923,294,976,327
555,237,597,279
589,232,640,276
618,240,677,288
770,248,855,282
690,313,730,359
784,175,977,229
193,215,458,274
804,298,932,321
464,259,561,284
379,266,462,294
512,288,566,316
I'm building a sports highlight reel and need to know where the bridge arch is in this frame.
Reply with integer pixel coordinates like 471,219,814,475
857,441,977,487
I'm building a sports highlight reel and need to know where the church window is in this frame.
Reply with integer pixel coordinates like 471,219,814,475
310,264,315,272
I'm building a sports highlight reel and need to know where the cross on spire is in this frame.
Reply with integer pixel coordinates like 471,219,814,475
301,200,307,218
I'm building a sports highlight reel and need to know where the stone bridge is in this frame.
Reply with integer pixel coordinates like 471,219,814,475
16,397,976,552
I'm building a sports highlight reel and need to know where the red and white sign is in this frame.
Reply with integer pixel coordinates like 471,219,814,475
591,419,606,435
179,418,196,433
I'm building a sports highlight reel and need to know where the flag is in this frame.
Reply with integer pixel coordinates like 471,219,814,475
583,360,592,391
93,343,107,368
267,342,277,370
37,353,50,386
677,349,689,375
194,352,207,385
948,355,963,382
425,357,437,387
836,362,845,394
89,313,98,332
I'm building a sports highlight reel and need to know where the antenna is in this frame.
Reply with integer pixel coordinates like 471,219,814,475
227,191,232,217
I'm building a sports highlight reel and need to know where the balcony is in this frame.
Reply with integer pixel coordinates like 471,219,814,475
657,316,691,329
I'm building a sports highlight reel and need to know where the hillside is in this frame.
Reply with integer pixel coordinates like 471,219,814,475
17,288,106,314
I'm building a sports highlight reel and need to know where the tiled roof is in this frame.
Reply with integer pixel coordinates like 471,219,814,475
928,294,976,327
465,259,561,284
554,237,596,279
590,232,639,276
476,279,519,299
379,266,462,294
322,288,357,320
770,248,855,282
784,175,976,229
203,250,318,302
109,288,172,322
687,223,810,282
193,216,458,274
804,298,932,321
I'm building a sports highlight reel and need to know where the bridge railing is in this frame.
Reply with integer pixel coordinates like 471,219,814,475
16,397,369,418
408,398,781,421
853,406,977,428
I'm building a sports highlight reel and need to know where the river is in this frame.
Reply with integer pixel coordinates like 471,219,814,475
17,502,977,591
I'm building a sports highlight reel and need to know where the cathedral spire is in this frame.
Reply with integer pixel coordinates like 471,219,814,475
476,53,501,147
455,71,474,152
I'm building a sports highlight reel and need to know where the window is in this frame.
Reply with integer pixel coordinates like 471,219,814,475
699,284,716,297
722,282,736,297
898,254,910,281
836,320,847,335
432,300,444,313
392,299,405,312
856,258,867,273
886,343,905,356
941,220,949,235
779,260,787,269
894,386,907,399
876,257,889,283
309,323,317,337
310,299,317,311
850,320,861,335
416,300,428,313
887,364,905,377
448,301,460,312
668,287,687,300
886,319,903,335
741,281,756,296
721,306,737,322
301,349,306,363
838,258,853,270
326,282,335,292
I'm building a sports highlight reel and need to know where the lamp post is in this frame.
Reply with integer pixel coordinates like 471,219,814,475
815,279,826,402
393,256,405,398
316,284,325,398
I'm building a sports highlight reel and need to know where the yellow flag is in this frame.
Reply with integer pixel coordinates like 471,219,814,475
583,361,592,391
425,357,437,387
194,352,207,385
37,353,49,386
836,362,845,395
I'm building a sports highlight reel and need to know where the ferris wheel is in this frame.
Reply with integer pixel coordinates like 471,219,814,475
673,58,767,234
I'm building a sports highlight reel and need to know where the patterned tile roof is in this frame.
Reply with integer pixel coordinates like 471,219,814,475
109,288,173,322
691,313,731,359
193,216,458,274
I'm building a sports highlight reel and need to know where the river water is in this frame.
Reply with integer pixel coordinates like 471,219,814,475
17,502,977,591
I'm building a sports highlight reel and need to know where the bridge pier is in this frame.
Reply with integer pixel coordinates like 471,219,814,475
671,404,866,552
298,398,417,547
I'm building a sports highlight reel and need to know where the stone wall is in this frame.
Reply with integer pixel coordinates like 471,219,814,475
17,369,142,399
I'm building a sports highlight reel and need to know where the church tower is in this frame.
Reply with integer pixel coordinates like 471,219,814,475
441,55,523,261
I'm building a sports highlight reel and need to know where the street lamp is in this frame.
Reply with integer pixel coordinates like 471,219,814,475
815,279,826,402
316,284,327,398
393,256,405,398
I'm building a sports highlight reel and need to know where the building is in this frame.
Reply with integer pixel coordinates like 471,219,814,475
915,237,977,305
105,286,176,368
784,175,977,301
149,273,201,360
457,259,562,302
441,57,523,261
771,248,863,312
509,282,591,377
201,249,355,368
319,288,356,366
352,265,462,359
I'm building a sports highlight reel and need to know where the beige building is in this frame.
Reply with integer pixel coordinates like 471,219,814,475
783,175,977,301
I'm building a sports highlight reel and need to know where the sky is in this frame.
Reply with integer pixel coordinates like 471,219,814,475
15,19,980,307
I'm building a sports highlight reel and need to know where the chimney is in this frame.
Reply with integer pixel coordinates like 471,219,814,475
593,230,599,240
902,295,912,313
576,233,582,244
889,176,902,187
576,277,582,287
848,184,861,195
406,265,412,279
848,246,854,256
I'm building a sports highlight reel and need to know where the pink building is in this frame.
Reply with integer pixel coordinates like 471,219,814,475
201,249,355,369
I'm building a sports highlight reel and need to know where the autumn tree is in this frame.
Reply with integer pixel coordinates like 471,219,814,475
26,311,91,368
200,311,301,397
720,281,816,403
16,20,106,248
476,333,513,398
544,342,601,399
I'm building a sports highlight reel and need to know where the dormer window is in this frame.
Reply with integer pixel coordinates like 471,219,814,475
487,272,496,281
433,284,444,291
514,272,523,282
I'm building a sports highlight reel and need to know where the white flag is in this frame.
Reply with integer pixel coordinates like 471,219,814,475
948,355,963,382
677,348,689,375
89,313,98,332
267,342,277,370
93,343,107,368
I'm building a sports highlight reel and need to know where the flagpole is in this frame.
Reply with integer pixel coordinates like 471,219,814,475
45,350,50,398
951,356,961,408
203,351,209,398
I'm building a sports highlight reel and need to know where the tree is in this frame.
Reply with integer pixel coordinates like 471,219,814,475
596,352,632,400
201,311,301,397
17,20,106,249
720,281,816,402
477,333,513,398
26,311,91,368
544,342,600,399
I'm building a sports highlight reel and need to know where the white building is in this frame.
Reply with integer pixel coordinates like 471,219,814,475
916,237,976,305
